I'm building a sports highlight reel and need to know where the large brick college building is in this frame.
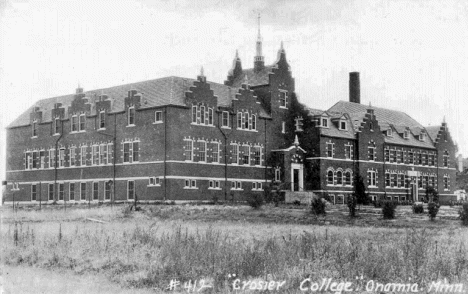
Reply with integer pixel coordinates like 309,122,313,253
3,30,458,204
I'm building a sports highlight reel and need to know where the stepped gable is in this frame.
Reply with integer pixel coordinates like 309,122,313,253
328,100,435,148
228,66,273,88
426,125,443,142
7,77,240,128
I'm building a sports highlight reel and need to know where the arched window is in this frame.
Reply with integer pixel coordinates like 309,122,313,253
345,171,352,186
336,171,343,185
327,170,334,185
251,114,256,130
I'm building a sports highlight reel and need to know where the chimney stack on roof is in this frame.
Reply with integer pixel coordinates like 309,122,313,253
349,72,360,104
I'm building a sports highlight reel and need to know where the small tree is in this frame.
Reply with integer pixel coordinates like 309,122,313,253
427,202,439,221
311,197,326,215
353,173,368,208
347,194,357,217
247,192,264,209
459,203,468,226
425,186,439,203
382,201,396,219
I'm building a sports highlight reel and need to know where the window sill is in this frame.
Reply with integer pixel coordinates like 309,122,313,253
252,189,264,192
147,184,161,187
184,187,198,190
191,123,215,127
235,128,258,132
221,126,231,129
52,133,60,136
208,187,222,190
279,106,288,110
31,136,38,139
153,121,163,124
98,128,106,131
126,124,136,128
231,189,244,191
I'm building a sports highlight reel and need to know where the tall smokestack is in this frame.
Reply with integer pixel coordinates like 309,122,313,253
349,72,360,104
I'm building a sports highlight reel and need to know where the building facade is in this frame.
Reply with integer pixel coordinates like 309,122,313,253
3,34,458,204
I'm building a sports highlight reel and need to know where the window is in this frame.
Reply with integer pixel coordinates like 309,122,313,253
25,151,32,170
40,151,45,169
208,108,213,125
92,145,99,165
252,182,263,191
295,117,304,132
107,143,113,164
105,181,111,200
81,146,87,166
390,149,396,163
418,153,422,165
149,177,161,186
99,111,105,129
241,145,250,165
279,90,288,108
340,121,347,130
422,153,428,166
70,147,76,166
209,180,221,189
429,154,435,166
54,117,60,134
184,179,197,189
231,181,242,190
251,114,256,130
192,106,197,123
345,144,353,160
404,130,409,139
327,170,334,185
198,141,206,162
236,111,256,130
123,141,139,163
184,139,193,161
326,142,334,158
443,176,449,190
49,149,56,168
443,151,449,167
93,182,99,200
282,121,286,134
200,106,205,124
132,142,139,162
368,146,376,161
59,183,64,200
392,174,397,187
155,111,162,123
336,171,343,185
128,107,135,126
32,151,38,169
408,151,414,164
275,168,281,182
80,182,87,201
237,112,242,129
32,120,37,137
385,172,391,187
397,150,403,164
31,184,37,201
127,181,135,199
419,132,425,141
367,170,376,187
321,118,328,128
100,144,107,165
386,128,392,136
71,115,78,132
79,114,86,131
59,148,65,168
231,144,239,164
222,111,229,127
69,183,75,201
253,146,262,165
48,183,54,201
344,171,352,186
211,142,219,163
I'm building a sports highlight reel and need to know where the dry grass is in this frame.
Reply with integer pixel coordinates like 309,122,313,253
1,204,468,293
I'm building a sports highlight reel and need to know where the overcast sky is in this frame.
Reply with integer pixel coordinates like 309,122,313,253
1,0,468,183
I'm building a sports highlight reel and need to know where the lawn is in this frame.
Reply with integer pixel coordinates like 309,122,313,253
1,203,467,293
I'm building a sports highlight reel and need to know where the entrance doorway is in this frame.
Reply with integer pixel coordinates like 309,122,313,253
290,163,304,192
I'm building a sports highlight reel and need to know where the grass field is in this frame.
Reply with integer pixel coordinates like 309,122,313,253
1,203,468,293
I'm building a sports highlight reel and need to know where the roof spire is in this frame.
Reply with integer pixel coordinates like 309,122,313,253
294,134,300,147
200,66,204,77
254,12,264,71
443,115,446,123
197,66,206,82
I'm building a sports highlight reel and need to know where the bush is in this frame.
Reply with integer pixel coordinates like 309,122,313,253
292,200,301,206
412,203,424,214
347,194,357,217
382,201,396,219
459,203,468,226
311,197,326,215
427,202,440,221
247,192,264,210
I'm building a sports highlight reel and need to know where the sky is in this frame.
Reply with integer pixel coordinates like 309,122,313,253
1,0,468,185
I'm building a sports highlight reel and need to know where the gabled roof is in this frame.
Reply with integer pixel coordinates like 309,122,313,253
307,107,325,116
327,101,436,149
425,125,442,142
8,76,242,128
228,66,273,88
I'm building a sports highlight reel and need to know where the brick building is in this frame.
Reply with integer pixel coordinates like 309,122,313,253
3,33,458,204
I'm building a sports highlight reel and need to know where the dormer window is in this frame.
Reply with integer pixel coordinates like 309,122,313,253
279,90,288,108
53,117,60,135
222,111,230,128
419,132,426,141
404,130,409,139
79,114,86,132
339,121,347,130
154,111,163,123
321,117,329,128
127,107,135,126
386,128,392,137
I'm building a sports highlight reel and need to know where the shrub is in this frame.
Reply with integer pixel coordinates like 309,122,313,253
459,203,468,226
347,194,357,217
412,203,424,214
292,200,301,206
427,202,439,221
311,197,326,215
382,201,396,219
247,192,264,210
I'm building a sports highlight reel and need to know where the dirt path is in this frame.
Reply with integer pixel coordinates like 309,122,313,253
1,265,156,294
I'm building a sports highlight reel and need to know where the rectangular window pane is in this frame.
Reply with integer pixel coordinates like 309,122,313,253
128,181,135,199
133,142,139,162
59,183,64,200
93,182,99,200
69,183,75,201
124,143,130,163
81,183,86,200
185,140,193,161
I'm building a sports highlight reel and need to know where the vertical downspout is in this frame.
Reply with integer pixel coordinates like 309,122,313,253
164,106,167,201
383,143,386,198
112,112,117,208
54,120,64,204
264,119,267,188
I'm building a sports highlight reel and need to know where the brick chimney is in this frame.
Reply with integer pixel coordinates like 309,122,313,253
349,72,360,104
